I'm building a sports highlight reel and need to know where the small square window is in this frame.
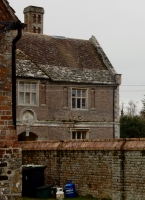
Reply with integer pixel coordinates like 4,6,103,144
71,89,87,109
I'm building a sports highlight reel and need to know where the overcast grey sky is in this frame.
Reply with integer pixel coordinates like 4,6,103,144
8,0,145,113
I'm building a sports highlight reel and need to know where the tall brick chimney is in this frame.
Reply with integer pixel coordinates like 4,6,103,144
23,6,44,34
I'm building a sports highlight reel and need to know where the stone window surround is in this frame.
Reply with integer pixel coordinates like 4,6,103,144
71,88,88,110
18,80,39,106
70,128,89,140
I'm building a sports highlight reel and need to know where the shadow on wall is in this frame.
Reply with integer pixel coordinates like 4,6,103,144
18,132,38,141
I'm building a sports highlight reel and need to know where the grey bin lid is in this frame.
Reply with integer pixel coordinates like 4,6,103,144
35,184,53,190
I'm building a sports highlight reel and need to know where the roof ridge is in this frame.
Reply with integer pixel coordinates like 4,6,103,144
22,31,89,42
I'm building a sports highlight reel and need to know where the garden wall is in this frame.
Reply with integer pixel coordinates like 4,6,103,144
19,138,145,200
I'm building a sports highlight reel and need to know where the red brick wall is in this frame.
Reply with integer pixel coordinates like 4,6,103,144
0,30,18,147
0,2,22,199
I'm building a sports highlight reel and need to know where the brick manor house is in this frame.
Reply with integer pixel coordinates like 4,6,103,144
16,6,121,141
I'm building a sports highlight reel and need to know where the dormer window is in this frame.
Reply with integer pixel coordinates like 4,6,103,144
33,26,36,33
33,14,36,23
38,15,41,23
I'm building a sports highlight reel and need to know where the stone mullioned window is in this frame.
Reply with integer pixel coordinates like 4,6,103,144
72,130,88,139
18,81,39,106
71,88,87,109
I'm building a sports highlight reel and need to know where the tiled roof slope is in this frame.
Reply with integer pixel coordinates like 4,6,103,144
16,32,120,84
16,50,49,79
17,32,107,70
18,138,145,151
39,65,115,84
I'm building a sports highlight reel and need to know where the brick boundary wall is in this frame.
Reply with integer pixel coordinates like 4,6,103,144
19,138,145,200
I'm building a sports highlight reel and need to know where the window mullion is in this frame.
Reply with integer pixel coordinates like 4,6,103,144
30,84,32,104
30,92,31,105
24,83,26,104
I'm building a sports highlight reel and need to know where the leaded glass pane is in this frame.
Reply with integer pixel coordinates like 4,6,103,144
77,99,81,108
82,99,86,109
32,83,36,92
19,92,24,104
32,93,36,104
82,90,86,97
72,98,75,108
77,90,81,97
72,132,76,139
26,83,30,92
19,83,24,91
25,93,30,104
72,89,76,97
77,132,81,139
82,132,86,139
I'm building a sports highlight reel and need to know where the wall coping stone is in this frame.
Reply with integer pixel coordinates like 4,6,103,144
18,138,145,151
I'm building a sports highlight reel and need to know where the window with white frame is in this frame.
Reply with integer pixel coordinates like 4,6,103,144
18,81,38,105
72,88,87,109
72,130,89,140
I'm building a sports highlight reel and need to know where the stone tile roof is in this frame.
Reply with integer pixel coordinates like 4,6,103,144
39,65,115,84
17,33,106,69
16,32,119,84
18,138,145,151
16,32,120,84
16,50,48,79
16,58,115,84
